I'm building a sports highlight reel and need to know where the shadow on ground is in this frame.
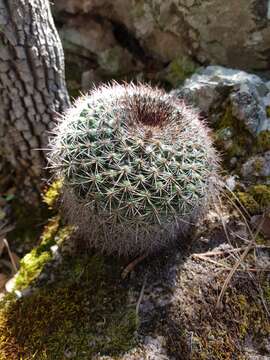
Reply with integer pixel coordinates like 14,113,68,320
0,217,269,360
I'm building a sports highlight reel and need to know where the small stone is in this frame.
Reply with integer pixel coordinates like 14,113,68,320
5,275,16,293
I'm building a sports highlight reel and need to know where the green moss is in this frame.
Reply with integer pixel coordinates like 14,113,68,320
214,106,270,173
0,213,137,359
213,106,270,172
43,180,63,209
235,191,261,215
256,130,270,152
132,1,145,18
0,254,137,360
6,200,51,255
181,278,270,360
235,184,270,215
165,57,197,87
15,216,73,291
266,106,270,118
255,233,268,245
249,185,270,208
214,106,253,168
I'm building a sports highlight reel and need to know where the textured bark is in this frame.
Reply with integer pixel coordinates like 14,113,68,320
0,0,70,196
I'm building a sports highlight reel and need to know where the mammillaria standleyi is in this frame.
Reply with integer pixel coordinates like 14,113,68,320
48,83,220,256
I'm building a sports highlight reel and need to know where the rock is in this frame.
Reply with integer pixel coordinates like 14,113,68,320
230,82,269,135
241,151,270,179
5,275,16,293
171,65,270,181
54,0,270,71
173,66,270,134
57,13,143,89
1,198,269,359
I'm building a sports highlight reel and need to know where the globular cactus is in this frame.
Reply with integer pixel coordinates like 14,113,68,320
48,83,220,256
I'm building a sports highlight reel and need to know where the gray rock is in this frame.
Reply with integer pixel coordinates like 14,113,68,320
230,82,270,135
172,66,270,135
54,0,270,72
170,65,270,181
58,15,143,78
241,151,270,179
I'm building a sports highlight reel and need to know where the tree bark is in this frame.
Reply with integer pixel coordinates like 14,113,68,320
0,0,70,198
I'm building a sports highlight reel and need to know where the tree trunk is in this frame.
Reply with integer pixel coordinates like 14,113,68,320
0,0,70,199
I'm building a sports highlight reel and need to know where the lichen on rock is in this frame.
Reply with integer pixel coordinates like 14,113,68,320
171,65,270,183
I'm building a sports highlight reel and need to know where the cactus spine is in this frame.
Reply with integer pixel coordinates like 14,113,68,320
48,83,219,256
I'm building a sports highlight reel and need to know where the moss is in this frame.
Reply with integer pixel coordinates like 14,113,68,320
214,106,254,168
6,178,64,256
0,253,137,359
235,191,261,215
0,212,137,359
132,1,145,18
235,184,270,215
214,106,270,174
249,185,270,208
213,106,270,172
253,158,264,173
255,130,270,152
165,57,197,87
14,216,73,291
266,106,270,118
43,179,63,209
165,248,270,360
6,200,51,255
176,277,270,360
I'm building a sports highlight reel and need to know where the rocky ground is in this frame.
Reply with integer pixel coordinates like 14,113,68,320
1,2,270,356
0,64,269,359
0,190,269,359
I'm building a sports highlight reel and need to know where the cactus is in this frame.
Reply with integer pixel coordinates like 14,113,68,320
48,83,220,256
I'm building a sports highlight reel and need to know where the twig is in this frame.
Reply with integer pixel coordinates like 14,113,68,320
121,254,147,279
192,245,270,258
192,254,232,269
3,238,18,274
216,215,264,308
222,189,253,238
255,281,270,318
223,183,251,220
193,254,270,272
136,274,147,316
215,196,241,264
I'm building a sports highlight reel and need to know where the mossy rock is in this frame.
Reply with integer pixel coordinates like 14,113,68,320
213,106,253,169
0,218,137,359
163,57,198,87
42,179,63,210
255,130,270,153
213,106,270,172
164,250,270,360
14,216,72,291
236,184,270,215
